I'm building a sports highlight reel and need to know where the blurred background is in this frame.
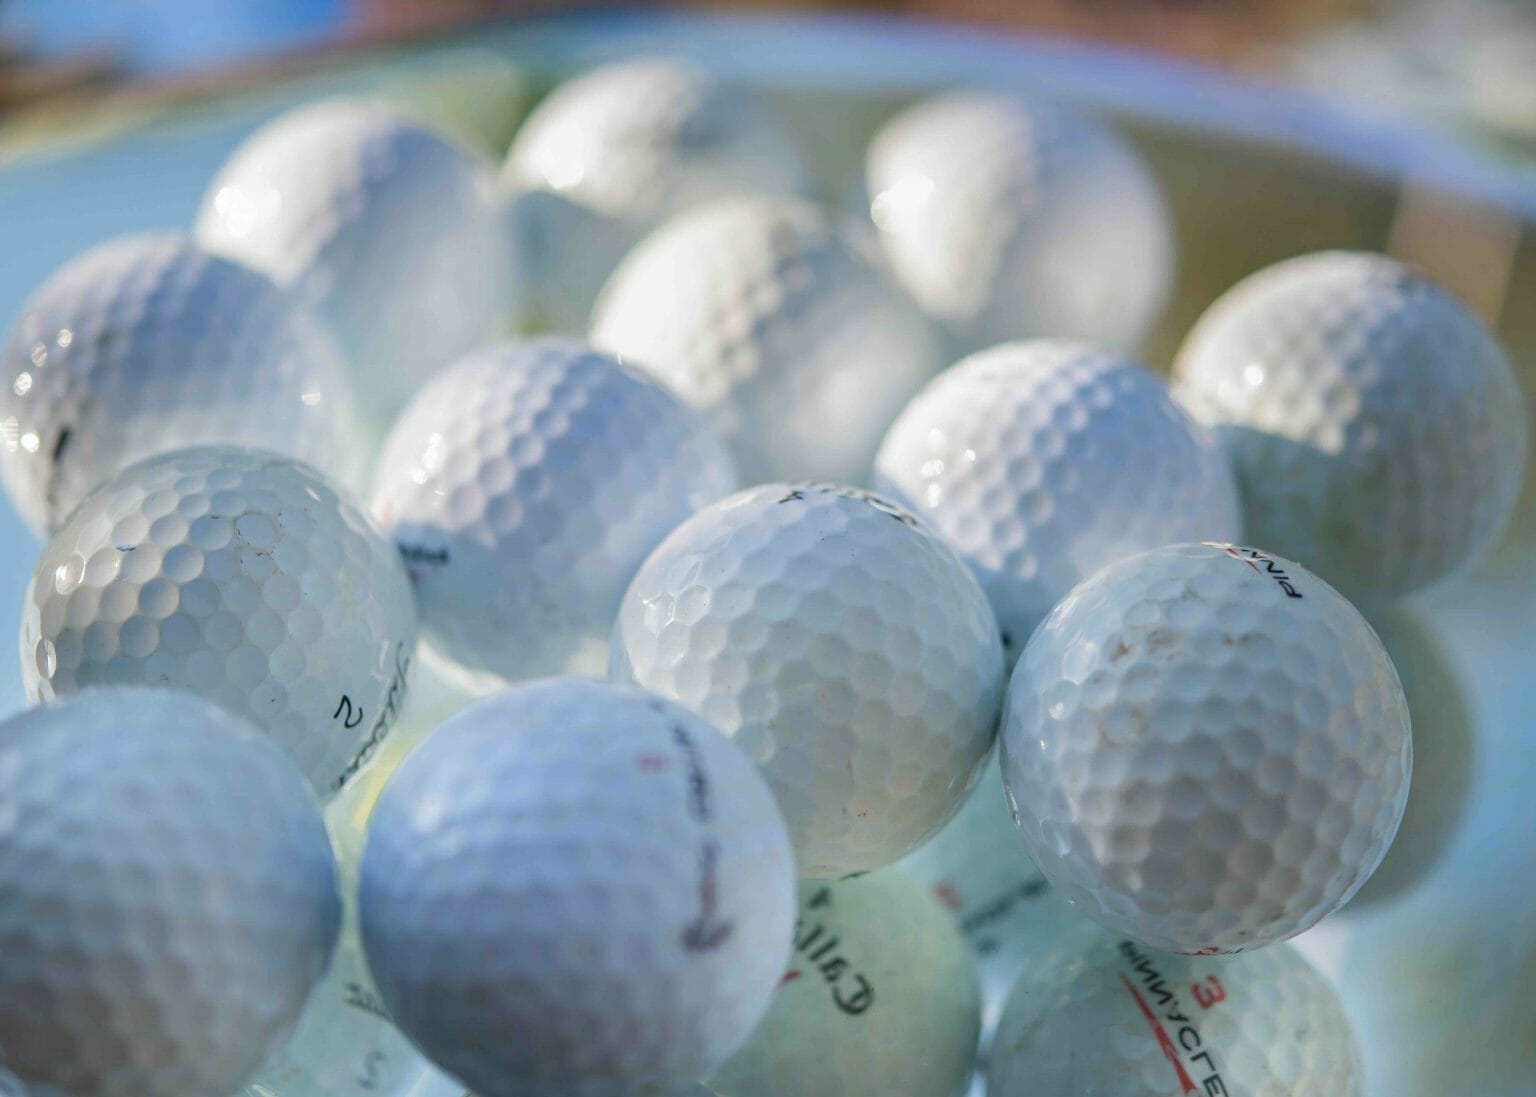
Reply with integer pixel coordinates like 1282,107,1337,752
1,0,1533,158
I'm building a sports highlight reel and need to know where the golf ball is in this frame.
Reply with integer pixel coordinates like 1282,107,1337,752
195,98,517,436
506,57,811,331
898,755,1088,1045
358,678,797,1097
987,936,1364,1096
708,870,981,1097
0,234,360,536
371,337,737,689
873,340,1242,662
865,90,1174,353
0,688,340,1097
1173,251,1528,600
1001,541,1411,954
21,445,418,799
590,195,942,483
612,481,1004,878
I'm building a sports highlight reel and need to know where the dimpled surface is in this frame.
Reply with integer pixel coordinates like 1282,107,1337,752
708,870,981,1097
506,57,812,331
0,689,340,1097
874,341,1242,662
1174,251,1528,599
898,755,1089,1046
0,234,361,536
1001,542,1411,953
241,801,448,1097
371,338,738,688
988,937,1364,1096
21,446,418,799
590,196,942,483
866,91,1174,353
612,482,1004,878
195,98,516,435
359,679,796,1097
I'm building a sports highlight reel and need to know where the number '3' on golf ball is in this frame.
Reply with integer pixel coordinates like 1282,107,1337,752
0,689,340,1097
371,337,737,689
612,482,1005,879
21,445,418,799
358,678,796,1097
1001,541,1411,954
987,936,1364,1096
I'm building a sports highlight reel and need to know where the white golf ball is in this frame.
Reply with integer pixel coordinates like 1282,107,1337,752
1001,541,1411,954
590,195,942,483
371,337,737,689
506,57,812,331
195,98,517,436
708,869,981,1097
21,445,418,799
358,678,796,1097
612,481,1005,879
0,234,361,536
0,688,340,1097
898,755,1088,1046
865,91,1174,353
241,798,451,1097
988,936,1364,1096
873,340,1242,662
1174,251,1528,600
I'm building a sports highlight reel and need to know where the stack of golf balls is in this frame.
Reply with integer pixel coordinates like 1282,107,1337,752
0,45,1525,1097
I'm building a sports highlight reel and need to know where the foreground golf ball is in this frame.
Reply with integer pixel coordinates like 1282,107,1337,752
196,98,516,434
709,870,981,1097
0,234,360,536
874,340,1242,661
899,756,1087,1045
866,91,1174,352
371,338,737,689
988,937,1364,1096
0,688,340,1097
506,57,811,331
22,445,417,799
612,482,1004,878
1002,541,1411,953
1174,251,1527,599
591,195,941,482
359,678,796,1097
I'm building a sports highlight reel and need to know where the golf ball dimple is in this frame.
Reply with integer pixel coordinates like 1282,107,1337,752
195,98,517,436
358,678,797,1097
590,195,942,483
1174,250,1528,600
0,688,341,1097
0,234,361,537
612,481,1005,879
873,340,1242,662
987,936,1365,1096
21,445,418,800
506,57,812,331
865,91,1174,353
898,755,1089,1047
371,337,738,689
1001,541,1411,954
708,870,981,1097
